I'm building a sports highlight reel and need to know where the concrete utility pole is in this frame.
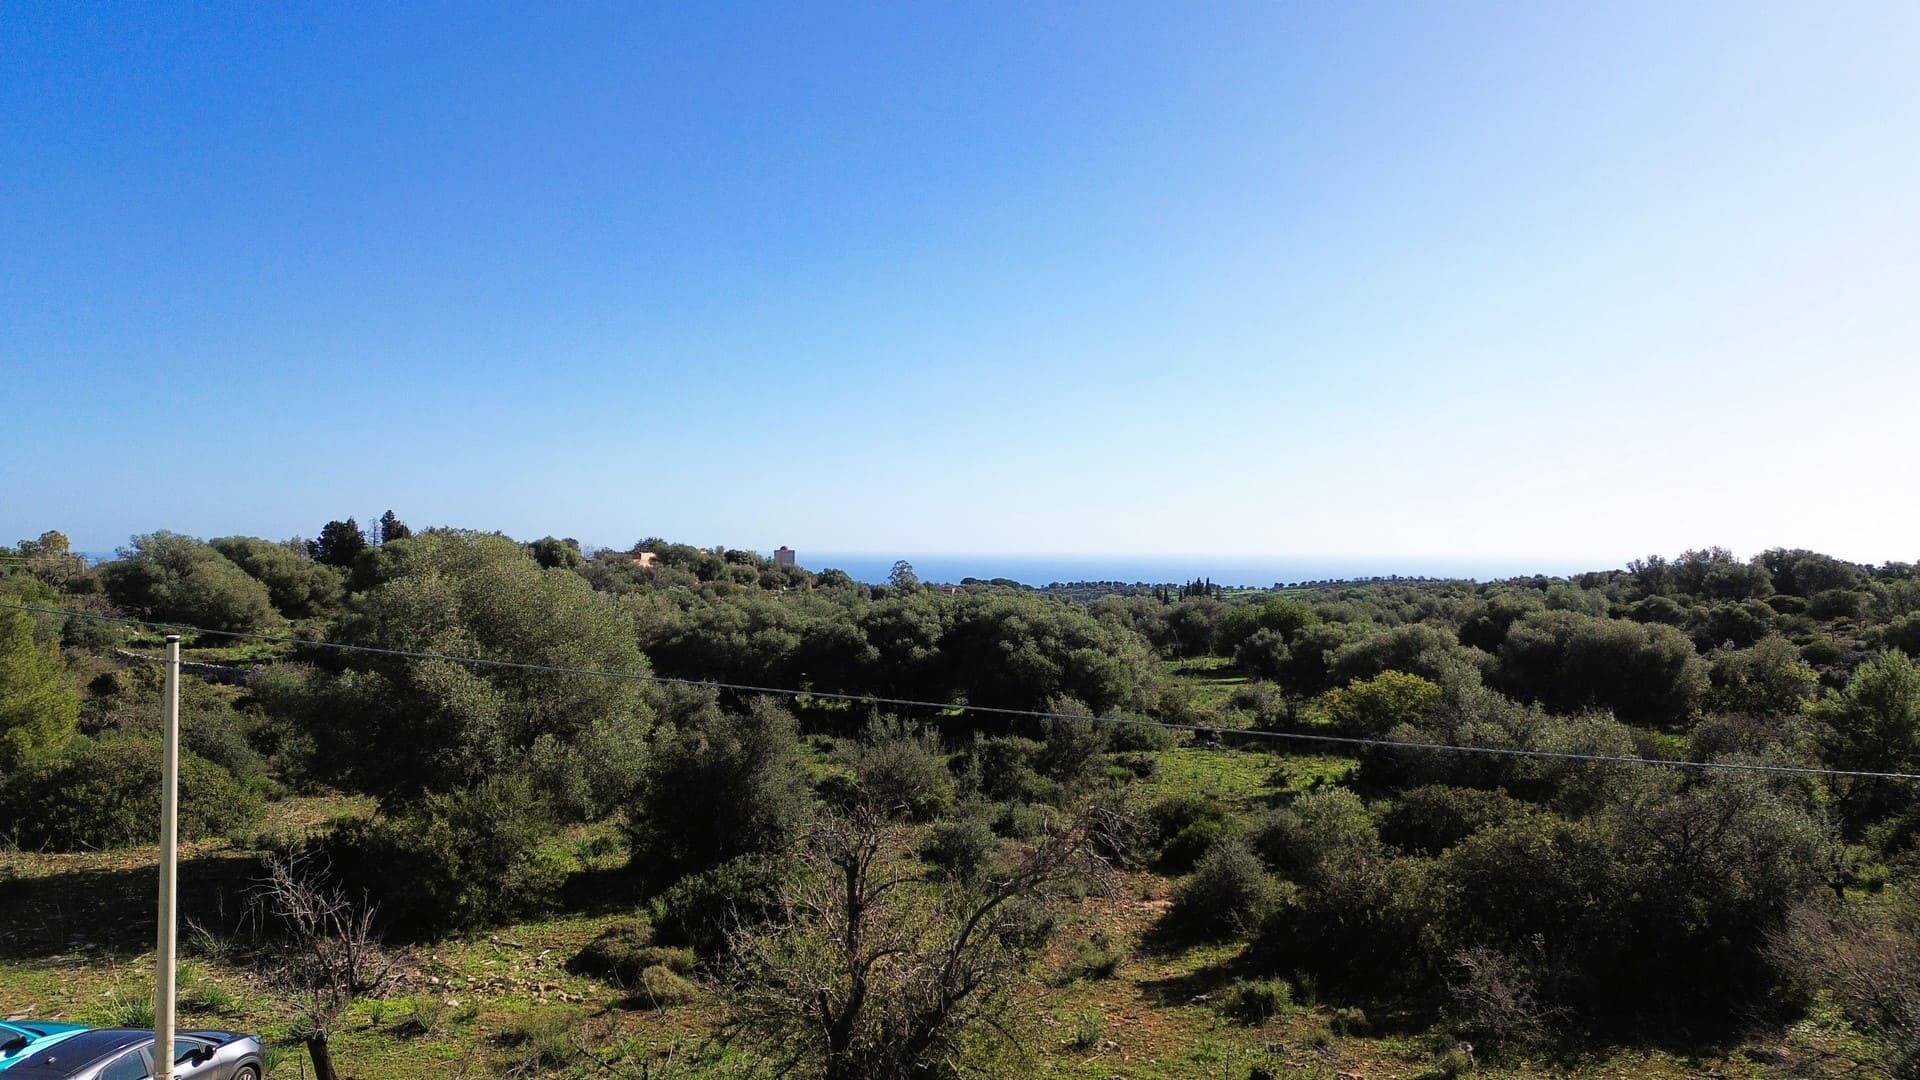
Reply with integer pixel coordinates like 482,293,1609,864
156,634,180,1068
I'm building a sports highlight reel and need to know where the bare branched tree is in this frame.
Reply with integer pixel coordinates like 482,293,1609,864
255,852,395,1080
727,803,1122,1080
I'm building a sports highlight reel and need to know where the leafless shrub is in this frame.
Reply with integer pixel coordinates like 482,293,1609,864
255,851,394,1080
1445,946,1564,1047
726,803,1122,1080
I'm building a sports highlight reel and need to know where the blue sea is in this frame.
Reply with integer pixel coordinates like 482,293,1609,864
78,549,1612,589
797,553,1612,588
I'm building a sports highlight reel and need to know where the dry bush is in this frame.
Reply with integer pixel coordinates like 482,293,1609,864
727,804,1121,1080
1768,891,1920,1078
255,852,394,1080
1445,946,1563,1046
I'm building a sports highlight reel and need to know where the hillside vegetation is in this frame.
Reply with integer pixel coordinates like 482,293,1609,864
3,522,1917,1079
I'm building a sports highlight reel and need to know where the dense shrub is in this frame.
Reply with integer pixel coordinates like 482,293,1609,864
1690,600,1777,650
1629,595,1689,626
1217,598,1319,658
1883,613,1920,658
651,853,795,958
1160,817,1233,873
851,728,953,820
1169,840,1279,938
1686,713,1800,763
526,713,650,822
0,609,78,769
1317,670,1442,737
167,703,270,784
1105,716,1181,751
919,810,998,883
1143,791,1231,871
322,530,652,802
1353,685,1639,806
1033,714,1110,785
567,918,696,986
1809,588,1869,621
1432,769,1836,1025
1495,610,1706,726
1227,681,1292,729
314,776,566,939
1329,623,1486,689
208,535,342,618
1328,1006,1371,1036
625,697,812,882
1219,977,1292,1024
1251,787,1379,880
1377,785,1527,856
1253,847,1432,996
936,594,1166,715
0,734,263,850
1142,790,1222,841
1705,634,1821,718
991,800,1050,839
963,735,1050,804
1234,627,1291,681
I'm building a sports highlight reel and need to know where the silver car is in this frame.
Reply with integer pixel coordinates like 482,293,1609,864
0,1029,262,1080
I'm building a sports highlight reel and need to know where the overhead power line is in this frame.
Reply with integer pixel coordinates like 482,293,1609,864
6,600,1919,785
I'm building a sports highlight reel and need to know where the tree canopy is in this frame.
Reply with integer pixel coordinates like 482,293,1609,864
99,531,278,632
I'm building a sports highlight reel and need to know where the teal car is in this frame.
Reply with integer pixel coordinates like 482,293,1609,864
0,1024,88,1072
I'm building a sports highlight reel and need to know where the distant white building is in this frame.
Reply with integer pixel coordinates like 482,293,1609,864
774,545,796,567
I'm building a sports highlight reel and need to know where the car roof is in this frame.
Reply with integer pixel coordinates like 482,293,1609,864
3,1028,247,1077
4,1029,149,1073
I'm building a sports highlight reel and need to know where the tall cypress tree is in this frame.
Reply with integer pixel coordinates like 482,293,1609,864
378,510,412,544
309,519,369,567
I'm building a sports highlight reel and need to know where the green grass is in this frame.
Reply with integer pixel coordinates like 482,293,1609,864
1128,747,1353,817
81,985,156,1029
1161,655,1249,714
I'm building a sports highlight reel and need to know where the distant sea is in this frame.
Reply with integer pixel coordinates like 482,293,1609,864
798,553,1612,588
76,549,1613,589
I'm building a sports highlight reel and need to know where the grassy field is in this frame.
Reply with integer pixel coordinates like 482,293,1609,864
1162,656,1247,716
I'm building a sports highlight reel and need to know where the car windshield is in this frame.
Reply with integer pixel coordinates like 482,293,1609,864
10,1030,143,1070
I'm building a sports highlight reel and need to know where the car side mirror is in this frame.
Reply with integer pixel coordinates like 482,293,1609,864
1,1035,27,1054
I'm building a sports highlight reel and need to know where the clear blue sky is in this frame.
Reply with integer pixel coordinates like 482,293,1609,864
5,3,1917,568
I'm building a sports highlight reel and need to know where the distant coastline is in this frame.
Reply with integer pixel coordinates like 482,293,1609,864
796,553,1612,588
75,548,1613,588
